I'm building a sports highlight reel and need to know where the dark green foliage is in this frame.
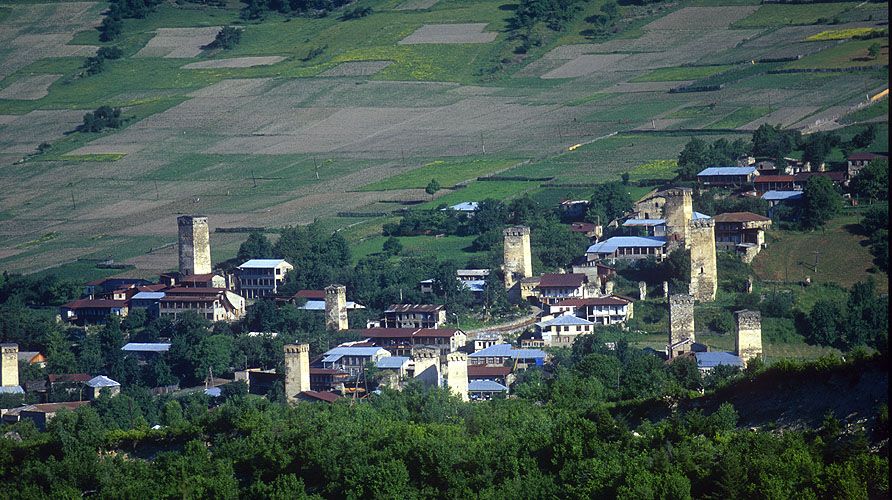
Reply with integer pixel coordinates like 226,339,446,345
424,179,441,196
236,232,273,262
677,137,749,180
584,182,632,225
99,0,163,41
83,55,105,75
801,175,841,230
98,15,122,41
273,222,350,291
382,236,402,255
801,131,841,166
849,124,877,149
797,279,888,351
96,46,124,60
340,5,371,19
751,123,800,160
79,106,123,132
694,188,769,217
850,159,888,201
205,26,242,50
859,203,888,271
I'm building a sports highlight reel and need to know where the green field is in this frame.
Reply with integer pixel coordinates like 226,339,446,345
351,234,481,264
706,106,770,129
632,65,733,83
359,156,524,190
788,38,890,69
840,98,888,124
732,2,861,28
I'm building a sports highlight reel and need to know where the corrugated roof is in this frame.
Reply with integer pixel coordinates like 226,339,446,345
469,344,546,359
713,212,771,223
848,152,886,161
63,299,128,309
0,386,24,394
299,390,341,403
623,218,666,226
377,356,410,369
294,289,326,299
695,351,744,368
121,343,171,352
467,365,511,377
468,380,509,392
385,304,444,313
132,291,166,300
554,296,630,307
692,211,711,220
754,175,795,183
536,314,594,328
238,259,289,269
697,166,756,176
587,236,666,254
539,273,586,288
86,375,120,388
443,201,479,212
761,190,804,201
322,346,389,363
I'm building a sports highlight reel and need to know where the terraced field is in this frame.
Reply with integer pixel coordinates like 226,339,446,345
0,0,886,279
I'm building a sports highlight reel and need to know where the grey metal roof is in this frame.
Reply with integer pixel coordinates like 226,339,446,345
442,201,479,212
86,375,120,388
623,218,666,226
131,291,166,300
376,356,410,369
536,314,594,328
469,380,509,392
468,343,546,359
694,351,744,368
238,259,290,269
322,346,389,363
122,343,171,352
0,385,24,394
697,166,756,176
762,190,804,201
587,236,666,254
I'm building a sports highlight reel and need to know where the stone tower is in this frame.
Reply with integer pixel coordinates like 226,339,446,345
412,347,440,388
177,215,212,276
638,281,647,301
735,310,762,367
668,294,695,358
662,188,693,249
1,343,18,388
502,226,532,291
445,352,469,402
284,343,310,404
688,219,717,302
324,284,348,331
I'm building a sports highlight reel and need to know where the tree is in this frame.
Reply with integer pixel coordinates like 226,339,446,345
584,182,632,225
237,232,273,262
206,26,242,50
425,179,441,197
801,176,841,230
867,42,881,59
850,159,888,201
849,124,877,149
621,172,630,185
79,106,123,132
382,236,402,256
677,137,710,180
46,329,77,374
98,15,122,42
801,132,840,167
751,124,798,160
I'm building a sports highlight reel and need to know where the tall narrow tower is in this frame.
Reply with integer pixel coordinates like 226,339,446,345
177,215,212,276
412,347,440,388
325,284,349,331
1,343,19,388
735,309,762,367
689,219,717,302
446,352,469,402
662,188,693,249
503,226,532,290
668,294,695,358
284,343,311,404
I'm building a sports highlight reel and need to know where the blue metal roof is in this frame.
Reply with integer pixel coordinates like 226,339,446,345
86,375,120,388
587,236,666,254
469,380,509,392
238,259,289,269
0,385,24,394
697,166,756,176
692,211,711,220
131,291,165,300
442,201,479,212
122,342,171,352
461,280,486,293
205,387,222,397
694,351,744,368
468,343,546,360
623,218,666,226
322,346,388,363
762,190,804,201
376,356,410,369
536,314,594,328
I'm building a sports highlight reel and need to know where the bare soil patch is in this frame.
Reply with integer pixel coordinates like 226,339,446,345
0,74,62,100
135,27,222,59
541,54,628,79
642,6,759,30
398,23,497,44
182,56,286,69
738,106,819,130
394,0,439,10
319,61,393,77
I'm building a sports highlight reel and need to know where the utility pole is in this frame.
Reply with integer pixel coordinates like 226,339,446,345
480,133,485,155
813,250,820,274
401,149,406,168
314,157,320,180
251,170,257,188
154,180,159,200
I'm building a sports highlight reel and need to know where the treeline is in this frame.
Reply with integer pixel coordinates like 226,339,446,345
99,0,163,41
240,0,356,20
0,354,887,498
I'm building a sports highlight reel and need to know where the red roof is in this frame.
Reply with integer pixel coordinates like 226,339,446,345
848,152,886,161
309,368,348,375
137,284,168,292
299,390,341,403
21,401,91,413
181,273,216,282
63,299,128,309
467,365,511,377
415,328,461,338
294,290,325,299
794,171,846,182
754,175,794,183
570,222,596,233
555,296,630,307
713,212,772,223
539,273,586,288
48,373,92,383
164,287,226,296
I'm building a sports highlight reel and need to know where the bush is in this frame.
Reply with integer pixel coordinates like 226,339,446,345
205,26,242,50
79,106,124,132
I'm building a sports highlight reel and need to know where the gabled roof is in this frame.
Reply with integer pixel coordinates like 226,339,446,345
695,351,744,368
761,190,804,201
468,380,509,392
554,296,630,307
48,373,91,384
122,342,171,352
63,299,128,309
754,175,795,183
299,390,341,403
0,386,24,394
587,236,666,254
469,344,546,359
322,346,389,363
19,401,90,413
294,289,326,299
697,166,756,176
238,259,290,269
376,356,410,369
467,365,511,377
848,152,886,161
86,375,120,388
622,218,666,227
457,269,490,277
713,212,771,223
132,291,166,300
536,314,594,328
692,211,711,220
570,222,597,232
539,273,586,288
385,304,444,313
443,201,479,212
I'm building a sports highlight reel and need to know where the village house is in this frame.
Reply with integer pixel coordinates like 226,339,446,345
792,171,847,189
550,296,633,325
359,327,467,356
441,201,479,214
537,273,590,306
697,166,758,187
713,212,772,263
375,356,411,378
129,291,165,317
467,365,513,387
847,152,887,179
472,332,503,352
158,287,246,322
309,367,351,392
569,222,602,240
121,343,171,365
753,175,795,195
179,273,228,289
82,278,152,298
17,351,46,367
761,190,804,217
622,218,668,237
235,259,294,299
85,375,121,400
586,236,668,262
468,380,509,401
383,304,447,329
2,401,91,430
559,199,589,219
534,313,595,347
319,346,391,376
60,298,129,325
693,351,744,374
468,344,546,368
